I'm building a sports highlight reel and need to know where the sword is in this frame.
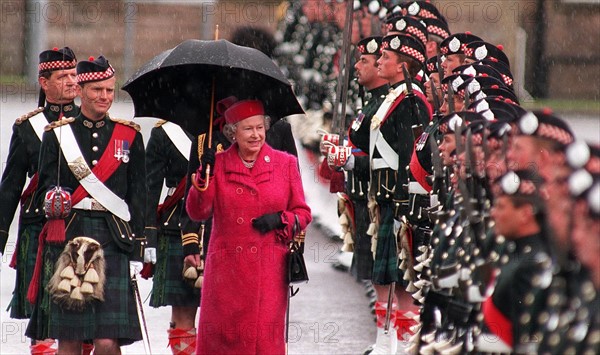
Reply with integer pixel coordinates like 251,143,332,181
384,282,395,334
332,0,355,137
131,274,152,354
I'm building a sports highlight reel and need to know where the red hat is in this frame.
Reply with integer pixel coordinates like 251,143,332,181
224,99,264,125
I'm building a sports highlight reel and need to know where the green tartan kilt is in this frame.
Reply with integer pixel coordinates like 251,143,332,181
149,229,200,308
26,214,142,345
372,204,404,286
8,222,42,319
350,200,374,281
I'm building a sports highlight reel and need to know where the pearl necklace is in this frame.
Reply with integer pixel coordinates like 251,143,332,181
239,152,256,168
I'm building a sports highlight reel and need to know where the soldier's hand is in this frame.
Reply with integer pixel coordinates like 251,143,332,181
184,254,201,268
129,261,143,278
252,212,284,234
144,247,157,264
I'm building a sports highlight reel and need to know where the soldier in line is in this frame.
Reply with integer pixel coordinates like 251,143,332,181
0,46,79,354
320,35,389,352
144,119,200,354
368,33,430,354
26,55,147,354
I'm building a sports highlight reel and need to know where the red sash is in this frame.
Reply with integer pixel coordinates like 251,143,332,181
157,177,186,219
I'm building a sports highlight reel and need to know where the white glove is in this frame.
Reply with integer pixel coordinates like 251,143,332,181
144,247,157,264
129,261,143,277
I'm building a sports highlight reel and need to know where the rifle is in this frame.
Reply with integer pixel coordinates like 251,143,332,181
402,63,427,128
331,0,355,137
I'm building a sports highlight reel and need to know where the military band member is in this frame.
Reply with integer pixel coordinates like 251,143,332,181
144,120,200,354
0,47,78,322
25,55,147,354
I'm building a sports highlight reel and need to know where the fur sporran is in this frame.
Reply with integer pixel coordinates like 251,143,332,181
47,236,106,311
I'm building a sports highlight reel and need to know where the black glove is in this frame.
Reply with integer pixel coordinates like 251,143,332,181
252,212,284,234
199,148,216,179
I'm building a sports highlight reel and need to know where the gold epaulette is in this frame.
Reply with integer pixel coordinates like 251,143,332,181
110,117,141,132
44,117,75,131
15,107,44,125
154,119,168,128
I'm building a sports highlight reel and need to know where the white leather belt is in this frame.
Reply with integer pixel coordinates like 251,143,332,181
408,181,429,195
73,197,108,212
166,187,177,196
372,158,391,170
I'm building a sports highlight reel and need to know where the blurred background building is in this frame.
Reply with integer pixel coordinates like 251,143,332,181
0,0,599,100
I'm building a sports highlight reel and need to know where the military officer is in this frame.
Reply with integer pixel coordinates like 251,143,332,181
144,119,200,354
25,55,147,354
0,47,79,331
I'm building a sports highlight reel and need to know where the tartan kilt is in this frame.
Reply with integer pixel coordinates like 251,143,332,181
9,222,42,319
149,228,200,308
372,204,404,286
350,200,374,281
26,213,142,345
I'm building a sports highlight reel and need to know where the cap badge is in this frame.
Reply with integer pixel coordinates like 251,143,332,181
468,80,481,94
396,19,407,31
500,171,520,195
367,39,378,54
452,76,464,91
390,37,401,50
449,37,461,53
408,2,420,15
519,112,539,135
475,45,488,60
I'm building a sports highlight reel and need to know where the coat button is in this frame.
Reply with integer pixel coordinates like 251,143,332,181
236,246,243,253
92,160,98,166
92,132,99,138
250,190,257,195
250,246,257,253
92,146,98,152
237,217,244,224
236,188,243,194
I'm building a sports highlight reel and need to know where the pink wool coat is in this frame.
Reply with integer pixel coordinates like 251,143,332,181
186,143,312,355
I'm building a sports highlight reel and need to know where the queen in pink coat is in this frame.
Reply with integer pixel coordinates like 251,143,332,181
186,99,312,355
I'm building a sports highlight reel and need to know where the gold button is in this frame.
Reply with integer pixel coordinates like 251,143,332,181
237,217,244,224
236,188,243,194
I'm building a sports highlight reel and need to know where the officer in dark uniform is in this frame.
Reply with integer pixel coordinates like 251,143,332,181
26,55,146,354
368,33,430,353
0,47,79,327
144,119,200,353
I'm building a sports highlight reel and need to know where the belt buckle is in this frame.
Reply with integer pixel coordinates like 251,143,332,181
90,199,105,211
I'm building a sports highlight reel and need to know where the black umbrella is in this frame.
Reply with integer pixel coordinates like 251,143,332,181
122,39,304,136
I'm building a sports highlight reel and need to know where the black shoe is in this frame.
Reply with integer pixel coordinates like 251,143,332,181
362,344,375,355
331,261,349,272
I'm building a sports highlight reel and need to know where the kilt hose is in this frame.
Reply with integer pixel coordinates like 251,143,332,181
26,214,142,345
350,200,374,281
150,229,199,308
8,222,42,319
372,204,405,286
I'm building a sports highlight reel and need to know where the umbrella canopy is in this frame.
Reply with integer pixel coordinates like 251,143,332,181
122,39,304,135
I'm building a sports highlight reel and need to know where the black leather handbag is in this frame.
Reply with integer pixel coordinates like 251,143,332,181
287,215,308,285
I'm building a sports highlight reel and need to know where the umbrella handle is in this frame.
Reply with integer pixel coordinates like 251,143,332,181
191,166,211,192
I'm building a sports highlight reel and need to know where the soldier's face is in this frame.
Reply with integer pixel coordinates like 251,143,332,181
234,115,266,157
354,55,379,88
79,77,116,120
491,196,528,238
442,54,463,77
424,73,440,105
439,134,456,166
507,135,539,171
39,68,78,104
376,50,402,83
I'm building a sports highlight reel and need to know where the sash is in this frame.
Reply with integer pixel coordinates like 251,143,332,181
53,122,136,221
29,113,48,142
156,177,186,218
161,122,192,160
